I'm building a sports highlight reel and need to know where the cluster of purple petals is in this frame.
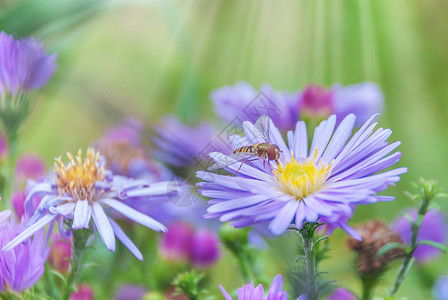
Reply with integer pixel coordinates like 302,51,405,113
219,274,288,300
0,210,49,292
94,118,172,181
211,82,299,131
0,31,56,96
211,81,383,130
392,208,448,263
197,114,406,239
153,115,229,168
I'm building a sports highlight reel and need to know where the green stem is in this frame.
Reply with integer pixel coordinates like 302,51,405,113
3,132,18,208
44,263,58,299
236,253,254,283
390,208,424,295
361,272,380,300
62,228,91,300
299,222,318,300
390,254,414,296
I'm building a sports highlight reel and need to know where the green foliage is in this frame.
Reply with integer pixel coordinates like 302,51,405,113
172,271,207,300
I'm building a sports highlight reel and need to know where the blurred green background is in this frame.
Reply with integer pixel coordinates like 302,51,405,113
1,0,448,299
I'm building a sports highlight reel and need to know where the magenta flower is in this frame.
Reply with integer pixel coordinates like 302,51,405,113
392,209,448,263
327,288,356,300
15,152,46,189
49,234,72,274
219,274,288,300
2,149,173,260
191,228,220,268
159,222,220,268
159,222,195,263
0,31,56,96
0,210,49,292
70,284,94,300
197,114,406,238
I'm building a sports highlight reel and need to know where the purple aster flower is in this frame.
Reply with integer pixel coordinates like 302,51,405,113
219,274,288,300
0,210,49,292
0,31,56,96
433,275,448,300
197,114,406,238
327,288,356,300
299,83,383,127
211,82,299,131
392,208,448,263
2,148,173,260
153,115,228,168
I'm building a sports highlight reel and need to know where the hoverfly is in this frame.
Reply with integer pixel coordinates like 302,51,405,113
208,115,281,173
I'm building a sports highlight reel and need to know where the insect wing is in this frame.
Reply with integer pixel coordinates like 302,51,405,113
253,114,271,143
208,152,257,171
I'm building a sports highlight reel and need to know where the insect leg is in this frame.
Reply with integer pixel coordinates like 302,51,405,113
233,158,261,175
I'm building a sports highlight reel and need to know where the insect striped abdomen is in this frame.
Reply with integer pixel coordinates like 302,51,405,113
233,145,255,154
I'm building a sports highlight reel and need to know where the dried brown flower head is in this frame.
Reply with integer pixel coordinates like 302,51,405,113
347,220,405,274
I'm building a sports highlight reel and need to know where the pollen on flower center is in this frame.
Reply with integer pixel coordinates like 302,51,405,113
273,154,332,200
54,148,104,201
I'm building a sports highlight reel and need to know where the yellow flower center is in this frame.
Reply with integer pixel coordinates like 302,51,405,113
273,152,332,200
54,148,105,202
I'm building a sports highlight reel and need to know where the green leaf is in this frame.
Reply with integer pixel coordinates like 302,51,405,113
377,242,405,258
49,269,66,283
315,236,328,245
416,240,447,253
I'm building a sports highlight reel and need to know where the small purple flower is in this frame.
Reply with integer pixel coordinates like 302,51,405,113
0,31,56,96
299,83,383,127
115,284,147,300
433,275,448,300
15,152,46,190
300,84,333,119
191,228,220,268
12,191,26,219
327,288,356,300
197,114,406,238
159,222,220,268
392,208,448,263
2,148,173,260
159,222,195,263
211,82,299,131
219,274,288,300
70,284,94,300
153,115,228,168
49,233,72,274
0,210,49,292
94,119,171,181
